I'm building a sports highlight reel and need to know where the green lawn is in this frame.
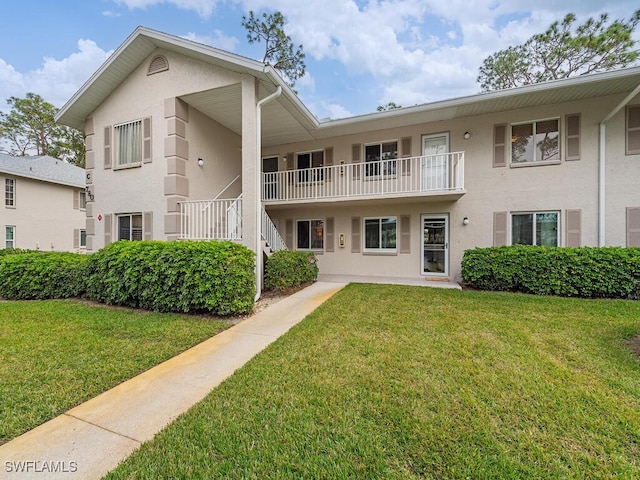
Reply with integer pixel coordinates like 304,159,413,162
0,300,228,444
106,284,640,479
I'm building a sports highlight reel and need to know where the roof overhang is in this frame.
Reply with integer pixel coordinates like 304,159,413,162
313,66,640,139
56,25,640,147
55,26,319,137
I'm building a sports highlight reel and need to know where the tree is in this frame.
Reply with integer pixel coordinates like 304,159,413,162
0,93,85,166
377,102,402,111
477,10,640,91
242,11,306,90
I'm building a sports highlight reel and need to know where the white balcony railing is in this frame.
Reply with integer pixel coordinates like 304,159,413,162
262,152,464,202
179,196,242,241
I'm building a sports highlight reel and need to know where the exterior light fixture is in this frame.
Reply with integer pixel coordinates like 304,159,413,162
283,155,288,162
463,217,469,225
197,158,204,167
463,132,471,139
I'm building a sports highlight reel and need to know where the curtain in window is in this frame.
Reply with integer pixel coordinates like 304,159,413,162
115,121,142,166
536,212,558,247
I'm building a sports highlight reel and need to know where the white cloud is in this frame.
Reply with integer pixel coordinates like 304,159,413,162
0,39,111,112
319,102,353,120
182,30,240,51
102,10,122,17
242,0,640,110
114,0,218,18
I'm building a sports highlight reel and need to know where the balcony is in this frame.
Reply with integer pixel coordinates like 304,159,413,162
262,152,465,204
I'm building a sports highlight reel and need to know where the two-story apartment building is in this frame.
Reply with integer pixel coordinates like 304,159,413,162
0,154,87,251
55,27,640,288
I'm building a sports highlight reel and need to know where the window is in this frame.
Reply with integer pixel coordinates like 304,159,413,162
511,119,559,164
297,151,323,182
79,229,87,248
118,214,143,241
364,217,397,252
365,141,397,176
627,105,640,155
512,212,559,247
114,120,142,167
79,191,87,210
5,178,15,207
5,225,15,249
297,219,324,250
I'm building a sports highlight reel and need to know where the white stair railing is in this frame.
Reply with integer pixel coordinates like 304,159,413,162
262,207,287,252
179,196,242,241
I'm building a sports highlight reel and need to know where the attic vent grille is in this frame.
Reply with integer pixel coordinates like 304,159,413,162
147,55,169,75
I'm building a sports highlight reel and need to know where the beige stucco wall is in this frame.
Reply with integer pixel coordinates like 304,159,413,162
1,175,86,252
263,92,640,281
85,48,245,251
81,44,639,281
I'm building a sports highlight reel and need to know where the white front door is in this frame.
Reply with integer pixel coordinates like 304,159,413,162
421,214,449,276
422,133,449,191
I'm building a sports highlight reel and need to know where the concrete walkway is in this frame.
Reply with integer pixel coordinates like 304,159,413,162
0,282,346,480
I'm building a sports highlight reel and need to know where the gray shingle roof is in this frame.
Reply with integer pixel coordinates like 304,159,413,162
0,154,85,188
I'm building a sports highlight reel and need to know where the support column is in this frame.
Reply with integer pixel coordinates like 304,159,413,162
164,97,190,241
241,75,259,254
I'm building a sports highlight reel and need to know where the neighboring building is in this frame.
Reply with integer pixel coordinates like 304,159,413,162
55,27,640,286
0,154,86,252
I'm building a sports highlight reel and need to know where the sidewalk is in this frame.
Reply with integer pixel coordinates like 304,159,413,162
0,282,346,480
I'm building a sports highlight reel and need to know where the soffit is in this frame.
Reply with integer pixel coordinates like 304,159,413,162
180,82,317,147
314,69,640,139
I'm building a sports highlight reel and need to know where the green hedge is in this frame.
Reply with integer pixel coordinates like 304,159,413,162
462,245,640,299
265,250,318,291
84,240,255,315
0,251,88,300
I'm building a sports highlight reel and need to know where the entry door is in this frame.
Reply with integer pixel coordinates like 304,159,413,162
422,133,449,191
262,156,279,200
422,215,449,276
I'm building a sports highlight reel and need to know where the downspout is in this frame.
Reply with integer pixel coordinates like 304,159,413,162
598,82,640,246
255,86,282,301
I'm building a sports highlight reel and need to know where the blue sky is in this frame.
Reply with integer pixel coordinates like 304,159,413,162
1,0,638,120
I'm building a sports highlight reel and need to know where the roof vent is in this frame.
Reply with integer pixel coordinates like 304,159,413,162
147,55,169,75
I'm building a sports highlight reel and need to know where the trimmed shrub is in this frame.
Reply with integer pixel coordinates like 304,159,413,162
0,251,88,299
84,240,255,315
462,245,640,299
265,250,318,291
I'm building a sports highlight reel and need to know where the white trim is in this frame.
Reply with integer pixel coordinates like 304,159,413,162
510,211,560,247
295,218,324,251
5,225,15,249
421,214,449,277
362,216,398,254
509,117,560,165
